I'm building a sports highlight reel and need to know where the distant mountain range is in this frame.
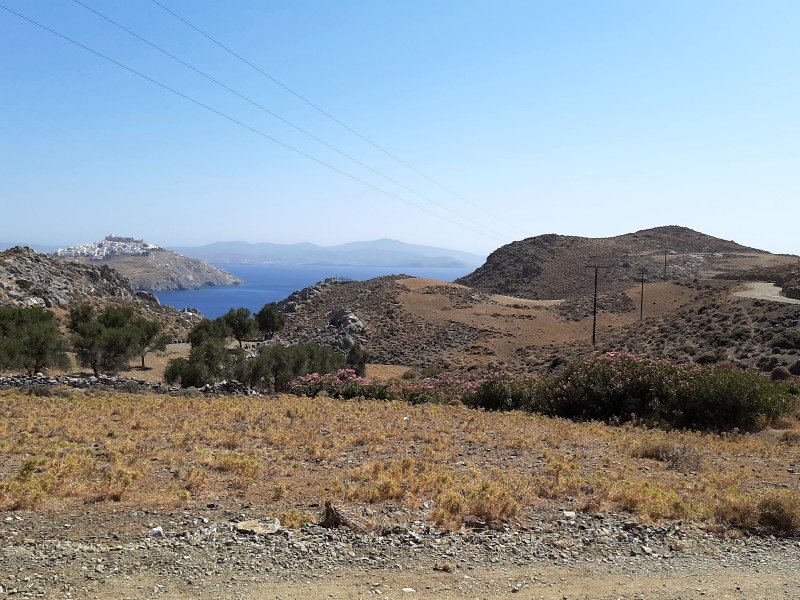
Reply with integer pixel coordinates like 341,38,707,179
168,239,486,268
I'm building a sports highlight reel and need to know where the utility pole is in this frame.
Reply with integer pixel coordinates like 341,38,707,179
585,265,610,346
664,251,668,281
639,268,647,320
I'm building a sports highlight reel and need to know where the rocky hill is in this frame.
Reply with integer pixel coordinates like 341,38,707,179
62,250,244,291
271,228,800,376
0,246,199,337
54,236,242,291
276,276,496,367
0,246,142,308
456,226,795,300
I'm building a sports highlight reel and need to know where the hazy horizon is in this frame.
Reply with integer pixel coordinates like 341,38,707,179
1,235,488,258
2,1,798,255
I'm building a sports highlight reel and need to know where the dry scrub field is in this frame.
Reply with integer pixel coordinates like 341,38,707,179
2,388,799,534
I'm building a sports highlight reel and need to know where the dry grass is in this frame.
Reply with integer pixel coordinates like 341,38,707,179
1,388,799,534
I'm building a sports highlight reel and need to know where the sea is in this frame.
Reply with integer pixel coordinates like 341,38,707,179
153,264,474,319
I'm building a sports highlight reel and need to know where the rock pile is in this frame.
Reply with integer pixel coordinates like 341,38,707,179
0,374,260,396
301,308,367,352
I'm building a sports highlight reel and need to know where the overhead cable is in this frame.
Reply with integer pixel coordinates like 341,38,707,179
148,0,529,236
0,3,507,243
71,0,510,241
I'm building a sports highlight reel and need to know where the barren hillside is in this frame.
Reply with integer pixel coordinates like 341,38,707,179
456,225,796,300
277,274,799,376
272,227,799,376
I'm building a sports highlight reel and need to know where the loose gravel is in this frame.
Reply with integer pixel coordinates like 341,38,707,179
3,506,799,599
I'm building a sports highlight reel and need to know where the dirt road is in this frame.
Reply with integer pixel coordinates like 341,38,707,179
734,282,800,304
4,506,800,600
103,564,800,599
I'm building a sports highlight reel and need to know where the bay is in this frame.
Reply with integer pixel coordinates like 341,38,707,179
153,263,474,319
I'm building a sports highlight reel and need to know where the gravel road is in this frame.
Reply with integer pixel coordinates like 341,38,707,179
3,506,799,599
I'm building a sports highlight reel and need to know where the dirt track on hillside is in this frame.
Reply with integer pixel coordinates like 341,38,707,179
734,282,800,304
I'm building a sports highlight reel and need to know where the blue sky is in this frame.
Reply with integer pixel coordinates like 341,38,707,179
1,1,798,256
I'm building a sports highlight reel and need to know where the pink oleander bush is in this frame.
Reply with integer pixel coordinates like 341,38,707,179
288,369,391,400
394,372,479,405
288,354,796,432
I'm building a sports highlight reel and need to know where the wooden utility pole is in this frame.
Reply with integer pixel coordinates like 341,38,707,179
639,268,647,320
585,265,610,346
664,251,668,280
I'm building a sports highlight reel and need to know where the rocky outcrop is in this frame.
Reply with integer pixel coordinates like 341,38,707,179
277,279,368,352
275,276,493,367
0,247,203,340
56,248,243,292
0,246,145,308
305,308,368,352
783,277,800,300
278,278,344,313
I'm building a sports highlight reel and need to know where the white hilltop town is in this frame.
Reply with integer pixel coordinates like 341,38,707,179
56,235,160,260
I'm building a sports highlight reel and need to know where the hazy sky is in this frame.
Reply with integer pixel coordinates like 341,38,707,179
1,1,798,256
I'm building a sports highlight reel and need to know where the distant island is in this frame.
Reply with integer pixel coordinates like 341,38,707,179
169,238,485,268
53,236,243,292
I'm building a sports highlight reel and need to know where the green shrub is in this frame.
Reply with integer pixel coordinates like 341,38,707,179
533,354,667,422
487,354,797,432
665,362,795,430
0,306,70,375
463,370,537,411
164,357,210,388
346,343,369,377
771,367,792,381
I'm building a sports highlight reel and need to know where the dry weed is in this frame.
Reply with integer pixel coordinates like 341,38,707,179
0,387,797,533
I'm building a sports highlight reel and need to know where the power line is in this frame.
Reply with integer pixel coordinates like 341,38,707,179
0,2,506,243
148,0,529,237
71,0,510,241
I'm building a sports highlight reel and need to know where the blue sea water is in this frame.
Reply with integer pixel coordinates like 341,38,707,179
154,264,474,319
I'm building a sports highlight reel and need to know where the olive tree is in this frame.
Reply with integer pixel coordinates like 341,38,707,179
255,303,286,340
0,306,70,375
130,316,170,370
